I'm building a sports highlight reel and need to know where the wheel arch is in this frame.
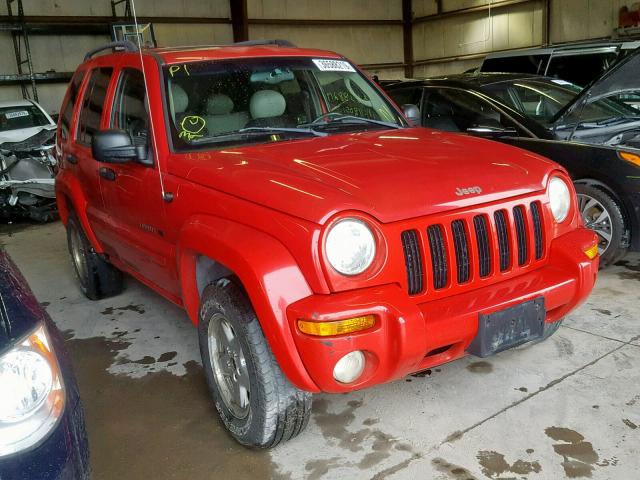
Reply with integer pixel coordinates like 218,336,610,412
177,215,319,392
55,175,104,252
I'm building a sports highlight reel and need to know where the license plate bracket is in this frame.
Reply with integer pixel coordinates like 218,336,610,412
468,297,545,358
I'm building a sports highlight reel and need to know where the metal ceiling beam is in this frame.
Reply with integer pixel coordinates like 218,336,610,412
413,0,535,24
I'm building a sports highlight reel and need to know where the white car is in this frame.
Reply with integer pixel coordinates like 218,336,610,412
0,100,56,144
0,99,57,222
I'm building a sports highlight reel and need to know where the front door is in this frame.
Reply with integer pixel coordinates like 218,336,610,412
97,64,179,297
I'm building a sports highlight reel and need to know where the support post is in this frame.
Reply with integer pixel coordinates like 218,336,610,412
402,0,414,78
230,0,248,42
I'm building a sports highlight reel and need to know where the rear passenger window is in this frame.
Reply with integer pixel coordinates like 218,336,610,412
60,70,85,140
76,67,113,145
111,68,149,141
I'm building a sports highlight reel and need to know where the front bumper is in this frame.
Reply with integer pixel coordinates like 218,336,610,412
287,228,598,393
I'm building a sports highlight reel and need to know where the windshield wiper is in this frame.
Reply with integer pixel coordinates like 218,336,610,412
238,126,327,137
299,112,402,130
190,126,326,146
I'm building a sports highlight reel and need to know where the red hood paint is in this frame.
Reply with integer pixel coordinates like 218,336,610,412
169,128,558,224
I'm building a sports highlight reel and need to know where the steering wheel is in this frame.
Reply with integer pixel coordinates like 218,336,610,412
345,77,373,107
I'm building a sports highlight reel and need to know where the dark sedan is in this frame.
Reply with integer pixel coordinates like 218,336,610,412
0,249,89,479
385,74,640,266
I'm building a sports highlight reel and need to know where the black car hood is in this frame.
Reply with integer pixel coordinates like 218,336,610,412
0,249,44,351
553,46,640,124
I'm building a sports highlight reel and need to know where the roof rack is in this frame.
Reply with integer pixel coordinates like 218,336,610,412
84,40,138,61
232,39,296,48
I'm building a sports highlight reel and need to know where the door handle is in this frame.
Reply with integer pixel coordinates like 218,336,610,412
99,167,116,181
66,154,77,164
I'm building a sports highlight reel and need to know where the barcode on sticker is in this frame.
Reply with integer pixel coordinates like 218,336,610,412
5,111,29,119
312,59,356,72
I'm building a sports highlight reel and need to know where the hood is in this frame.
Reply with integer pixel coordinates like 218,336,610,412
0,124,55,146
553,46,640,125
171,128,557,224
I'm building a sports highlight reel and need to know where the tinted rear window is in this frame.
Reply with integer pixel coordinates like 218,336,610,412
76,67,113,145
60,70,85,140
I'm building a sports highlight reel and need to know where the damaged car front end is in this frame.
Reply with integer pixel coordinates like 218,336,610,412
0,128,57,222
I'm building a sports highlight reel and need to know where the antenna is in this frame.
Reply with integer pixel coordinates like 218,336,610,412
130,0,171,202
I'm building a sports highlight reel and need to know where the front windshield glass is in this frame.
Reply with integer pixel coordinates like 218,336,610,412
0,105,50,132
164,56,404,150
483,79,640,125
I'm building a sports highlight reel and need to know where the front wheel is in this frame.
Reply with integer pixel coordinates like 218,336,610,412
575,184,628,267
198,280,312,448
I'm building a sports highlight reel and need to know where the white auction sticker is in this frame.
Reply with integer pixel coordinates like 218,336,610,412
312,59,356,72
5,110,29,119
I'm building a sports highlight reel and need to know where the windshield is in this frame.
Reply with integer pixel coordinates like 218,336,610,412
164,57,404,150
483,79,640,125
0,105,51,132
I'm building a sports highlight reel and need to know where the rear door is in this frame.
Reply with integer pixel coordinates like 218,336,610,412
72,66,115,232
97,61,179,297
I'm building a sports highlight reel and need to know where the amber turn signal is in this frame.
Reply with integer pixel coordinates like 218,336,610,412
297,315,376,337
619,151,640,168
584,242,599,260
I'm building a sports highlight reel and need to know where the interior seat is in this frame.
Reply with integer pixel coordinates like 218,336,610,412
246,90,294,128
170,83,189,124
204,93,249,135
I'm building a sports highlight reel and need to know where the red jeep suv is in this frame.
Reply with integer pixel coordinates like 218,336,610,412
55,40,599,447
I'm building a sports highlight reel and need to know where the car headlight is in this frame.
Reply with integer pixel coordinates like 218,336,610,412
0,323,65,457
325,218,376,276
548,177,571,223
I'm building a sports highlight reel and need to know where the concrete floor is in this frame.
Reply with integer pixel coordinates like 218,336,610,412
1,220,639,480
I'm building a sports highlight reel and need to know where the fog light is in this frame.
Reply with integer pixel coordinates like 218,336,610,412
333,351,365,384
584,242,599,260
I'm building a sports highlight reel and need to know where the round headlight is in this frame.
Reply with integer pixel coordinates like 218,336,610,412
0,350,53,423
548,177,571,223
325,219,376,276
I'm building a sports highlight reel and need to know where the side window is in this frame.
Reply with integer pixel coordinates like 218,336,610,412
387,87,423,109
60,70,85,140
423,88,519,133
111,68,148,141
76,67,113,146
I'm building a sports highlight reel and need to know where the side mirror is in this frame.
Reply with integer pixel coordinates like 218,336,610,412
402,104,421,126
466,125,518,137
92,129,140,164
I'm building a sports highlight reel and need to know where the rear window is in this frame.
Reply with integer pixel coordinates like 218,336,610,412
0,105,50,132
60,70,85,140
76,67,113,145
481,54,549,75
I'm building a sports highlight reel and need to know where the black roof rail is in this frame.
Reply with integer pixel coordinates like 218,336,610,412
232,39,296,48
84,41,138,61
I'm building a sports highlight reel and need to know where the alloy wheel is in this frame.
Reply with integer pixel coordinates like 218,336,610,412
577,193,612,254
207,313,251,419
69,227,88,283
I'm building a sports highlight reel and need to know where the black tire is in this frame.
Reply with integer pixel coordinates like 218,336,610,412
66,214,123,300
574,184,628,267
198,279,312,448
